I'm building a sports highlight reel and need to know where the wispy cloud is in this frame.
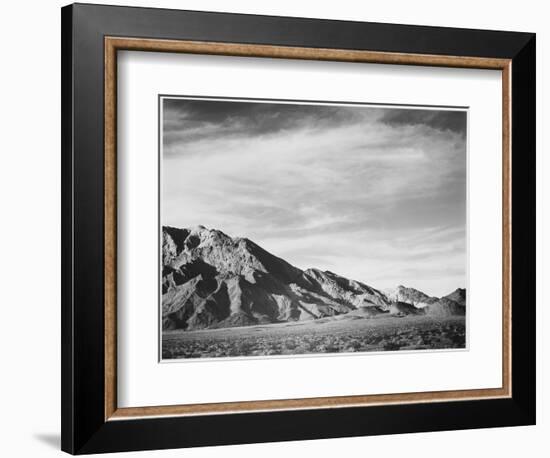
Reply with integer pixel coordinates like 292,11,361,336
162,98,466,297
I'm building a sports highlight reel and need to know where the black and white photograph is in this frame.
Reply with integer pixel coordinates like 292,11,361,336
160,97,468,360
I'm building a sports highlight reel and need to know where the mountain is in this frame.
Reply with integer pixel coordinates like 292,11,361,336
301,268,391,309
388,301,426,316
443,288,466,307
162,225,465,331
421,288,466,317
384,285,439,308
423,297,465,317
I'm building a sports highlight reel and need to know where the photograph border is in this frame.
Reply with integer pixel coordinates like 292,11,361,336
62,3,535,454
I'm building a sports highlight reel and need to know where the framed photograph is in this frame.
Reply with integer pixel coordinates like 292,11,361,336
61,3,536,454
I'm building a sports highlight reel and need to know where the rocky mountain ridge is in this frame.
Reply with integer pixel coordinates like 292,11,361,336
384,285,439,308
162,225,466,331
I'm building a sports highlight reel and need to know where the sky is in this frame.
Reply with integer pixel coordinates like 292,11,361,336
161,97,467,297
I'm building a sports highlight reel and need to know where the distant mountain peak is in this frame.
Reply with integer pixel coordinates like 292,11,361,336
384,285,438,308
443,288,466,307
449,287,466,294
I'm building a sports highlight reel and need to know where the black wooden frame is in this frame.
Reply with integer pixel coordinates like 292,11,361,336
61,3,536,454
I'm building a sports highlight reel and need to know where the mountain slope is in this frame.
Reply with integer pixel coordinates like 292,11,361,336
423,297,466,317
443,288,466,307
162,225,465,330
384,285,439,308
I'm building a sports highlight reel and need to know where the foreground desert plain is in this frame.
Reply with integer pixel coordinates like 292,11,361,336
163,315,466,359
162,226,466,359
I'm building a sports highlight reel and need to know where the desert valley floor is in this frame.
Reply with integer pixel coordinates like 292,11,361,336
162,314,466,359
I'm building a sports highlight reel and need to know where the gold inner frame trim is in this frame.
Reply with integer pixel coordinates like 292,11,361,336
104,36,512,421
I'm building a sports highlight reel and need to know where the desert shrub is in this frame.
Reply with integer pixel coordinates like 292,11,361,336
383,341,401,351
284,339,297,350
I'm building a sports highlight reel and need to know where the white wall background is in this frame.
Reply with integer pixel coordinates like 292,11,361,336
0,1,545,456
